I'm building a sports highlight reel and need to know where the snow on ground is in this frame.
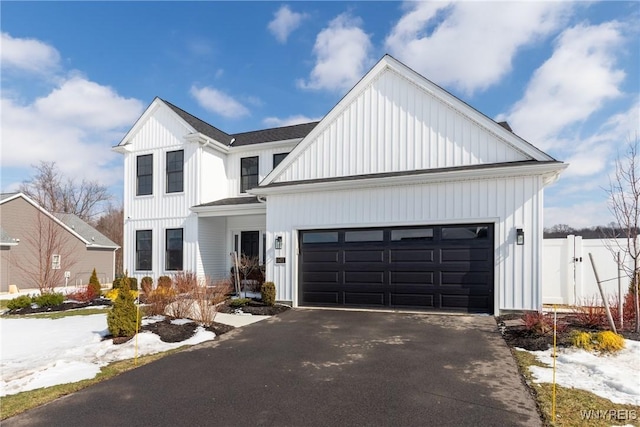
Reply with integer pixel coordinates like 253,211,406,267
522,339,640,406
0,313,215,396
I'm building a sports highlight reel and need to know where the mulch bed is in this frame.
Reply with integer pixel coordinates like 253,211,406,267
217,299,291,316
497,313,640,351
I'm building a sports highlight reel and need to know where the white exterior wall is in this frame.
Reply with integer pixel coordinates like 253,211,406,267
227,145,296,197
197,216,228,280
542,236,631,305
265,175,543,313
275,69,528,184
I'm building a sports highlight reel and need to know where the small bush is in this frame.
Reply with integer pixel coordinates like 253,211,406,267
145,286,177,316
113,276,138,291
33,293,64,308
157,276,172,289
7,295,33,310
174,271,198,294
67,285,98,303
141,276,153,294
104,288,139,302
571,331,593,351
229,298,251,308
522,311,553,335
88,268,101,297
594,331,625,352
107,275,141,338
572,298,606,328
261,282,276,306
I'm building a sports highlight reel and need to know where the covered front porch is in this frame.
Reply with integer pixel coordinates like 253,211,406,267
192,197,266,282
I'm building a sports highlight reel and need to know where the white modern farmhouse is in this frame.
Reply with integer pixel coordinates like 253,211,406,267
114,55,566,314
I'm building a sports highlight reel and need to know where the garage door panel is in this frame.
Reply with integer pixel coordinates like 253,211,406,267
302,271,339,283
440,294,491,312
344,250,385,263
390,271,434,285
303,251,340,263
390,249,434,262
344,292,385,305
303,292,339,304
441,271,491,286
344,271,385,284
390,293,435,308
440,248,491,262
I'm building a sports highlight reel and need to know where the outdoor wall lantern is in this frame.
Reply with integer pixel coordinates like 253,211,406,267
516,228,525,245
275,235,283,250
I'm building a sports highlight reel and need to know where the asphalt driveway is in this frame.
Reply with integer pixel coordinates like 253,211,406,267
5,309,540,427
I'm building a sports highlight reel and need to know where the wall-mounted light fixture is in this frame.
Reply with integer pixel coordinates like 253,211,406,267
516,228,524,245
275,235,283,250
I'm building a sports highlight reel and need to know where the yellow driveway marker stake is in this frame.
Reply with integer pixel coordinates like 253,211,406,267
552,305,557,421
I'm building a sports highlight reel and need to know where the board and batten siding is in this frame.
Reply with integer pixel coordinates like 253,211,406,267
197,216,228,280
265,175,543,313
227,145,297,197
275,69,529,184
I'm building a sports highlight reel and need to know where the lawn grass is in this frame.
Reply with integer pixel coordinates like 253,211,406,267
1,307,109,319
513,350,639,426
1,348,185,420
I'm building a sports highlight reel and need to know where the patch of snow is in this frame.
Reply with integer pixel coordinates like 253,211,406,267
142,315,166,325
523,339,640,406
170,318,194,325
0,314,214,396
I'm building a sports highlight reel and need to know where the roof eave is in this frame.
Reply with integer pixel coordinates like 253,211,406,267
251,162,568,196
190,203,266,217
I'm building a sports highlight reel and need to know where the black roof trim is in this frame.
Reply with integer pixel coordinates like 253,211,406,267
259,160,563,189
194,196,261,208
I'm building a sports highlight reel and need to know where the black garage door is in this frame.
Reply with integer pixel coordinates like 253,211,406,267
299,224,494,313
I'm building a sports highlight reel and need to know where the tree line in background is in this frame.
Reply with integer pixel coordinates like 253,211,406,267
543,224,639,239
18,161,123,277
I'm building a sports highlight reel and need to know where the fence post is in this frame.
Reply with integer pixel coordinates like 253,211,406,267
618,252,623,331
588,252,617,333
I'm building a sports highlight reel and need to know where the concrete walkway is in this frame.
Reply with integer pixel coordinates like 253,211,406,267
5,309,540,427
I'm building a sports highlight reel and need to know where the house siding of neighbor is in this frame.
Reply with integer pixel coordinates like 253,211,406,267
0,193,119,292
115,55,566,314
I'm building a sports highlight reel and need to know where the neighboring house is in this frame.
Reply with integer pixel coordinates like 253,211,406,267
114,55,566,314
0,192,119,292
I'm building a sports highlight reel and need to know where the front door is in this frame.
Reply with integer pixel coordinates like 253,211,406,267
241,231,260,259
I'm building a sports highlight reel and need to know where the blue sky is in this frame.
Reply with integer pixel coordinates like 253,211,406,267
1,1,638,228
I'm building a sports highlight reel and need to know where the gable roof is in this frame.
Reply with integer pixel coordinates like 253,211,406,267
0,193,119,249
261,54,562,188
53,213,118,248
231,122,319,146
162,99,232,145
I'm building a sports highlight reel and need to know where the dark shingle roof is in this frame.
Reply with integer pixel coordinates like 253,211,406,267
194,196,261,208
230,122,319,146
162,99,232,144
162,99,318,147
0,192,19,203
53,213,118,248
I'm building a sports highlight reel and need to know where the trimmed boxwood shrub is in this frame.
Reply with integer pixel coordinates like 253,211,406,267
141,276,153,294
229,298,251,308
261,282,276,306
157,275,172,289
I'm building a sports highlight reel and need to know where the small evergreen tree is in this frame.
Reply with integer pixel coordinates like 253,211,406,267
107,273,141,338
88,268,101,297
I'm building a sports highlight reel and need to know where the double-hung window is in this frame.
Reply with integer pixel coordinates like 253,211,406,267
165,228,183,270
240,156,259,193
136,154,153,196
166,150,184,193
136,230,152,271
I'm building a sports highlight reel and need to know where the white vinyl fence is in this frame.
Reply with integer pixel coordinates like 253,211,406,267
542,235,633,306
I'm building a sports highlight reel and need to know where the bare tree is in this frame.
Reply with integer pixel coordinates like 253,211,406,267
94,204,124,275
606,137,640,332
14,210,78,293
19,161,112,222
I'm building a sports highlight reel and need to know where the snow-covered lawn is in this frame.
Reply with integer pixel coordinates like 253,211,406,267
522,339,640,406
0,313,214,397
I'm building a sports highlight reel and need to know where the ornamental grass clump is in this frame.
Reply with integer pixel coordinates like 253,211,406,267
107,274,141,338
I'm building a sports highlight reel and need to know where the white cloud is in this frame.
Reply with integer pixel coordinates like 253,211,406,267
545,199,613,229
385,2,570,95
1,78,144,185
190,85,250,119
263,115,322,127
297,13,373,92
503,22,625,151
0,32,61,74
268,5,307,43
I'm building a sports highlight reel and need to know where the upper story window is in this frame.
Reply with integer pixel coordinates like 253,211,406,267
273,152,288,169
166,150,184,193
165,228,183,271
136,154,153,196
241,156,259,193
